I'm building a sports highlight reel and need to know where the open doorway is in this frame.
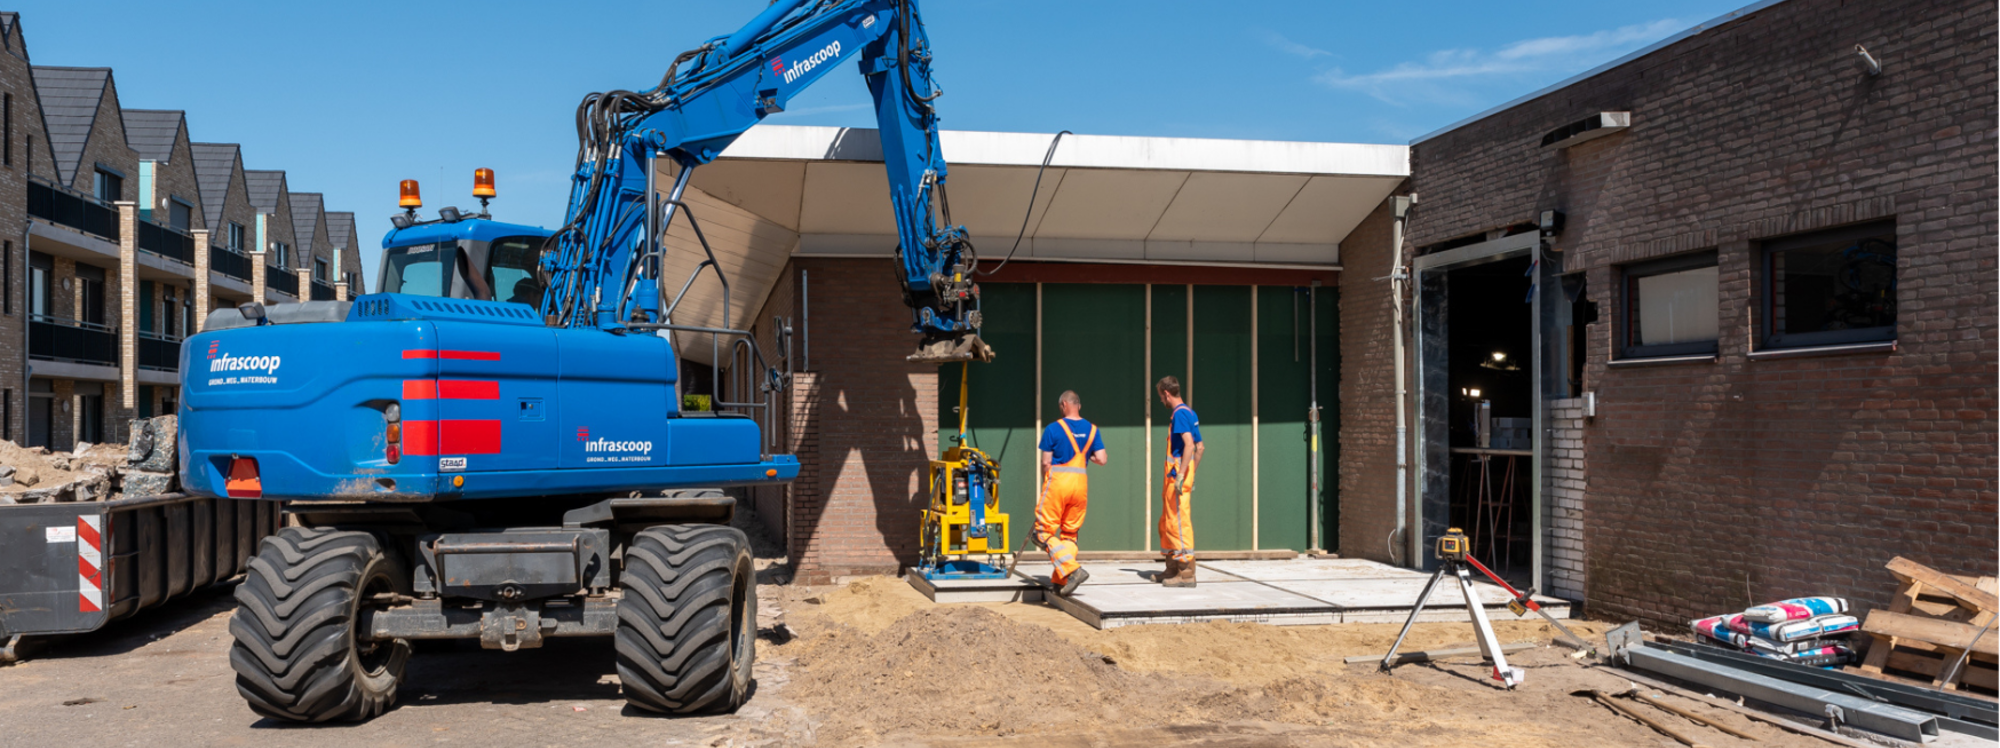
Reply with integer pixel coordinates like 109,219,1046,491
1444,257,1534,582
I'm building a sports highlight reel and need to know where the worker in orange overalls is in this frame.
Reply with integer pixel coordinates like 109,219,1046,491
1036,390,1107,596
1156,376,1204,588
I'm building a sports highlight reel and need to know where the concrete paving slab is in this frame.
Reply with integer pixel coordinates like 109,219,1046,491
906,571,1044,603
1200,558,1430,582
1275,579,1566,616
1046,580,1338,629
1009,561,1245,586
1014,558,1571,629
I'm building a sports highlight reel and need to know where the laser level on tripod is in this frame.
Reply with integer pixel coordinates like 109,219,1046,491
1377,528,1526,688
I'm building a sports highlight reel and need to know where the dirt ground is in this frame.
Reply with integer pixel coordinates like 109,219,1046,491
765,575,1841,747
0,507,1873,747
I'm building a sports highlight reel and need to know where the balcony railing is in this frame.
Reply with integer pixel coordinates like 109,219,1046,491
27,179,119,242
310,280,336,301
137,221,195,264
138,331,181,372
211,245,253,282
30,315,117,367
266,265,299,297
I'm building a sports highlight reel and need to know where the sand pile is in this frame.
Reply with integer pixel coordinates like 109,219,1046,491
785,603,1464,744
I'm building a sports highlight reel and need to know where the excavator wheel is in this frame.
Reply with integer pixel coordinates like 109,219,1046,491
228,527,409,722
616,524,756,714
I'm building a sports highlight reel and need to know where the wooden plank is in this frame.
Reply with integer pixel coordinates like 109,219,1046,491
1873,649,2000,691
1860,579,1924,673
1886,556,2000,613
1864,609,1999,656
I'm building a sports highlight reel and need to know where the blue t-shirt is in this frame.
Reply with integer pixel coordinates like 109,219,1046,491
1038,418,1105,464
1169,404,1203,459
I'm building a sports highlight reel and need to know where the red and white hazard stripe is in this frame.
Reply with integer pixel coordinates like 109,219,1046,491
77,514,103,612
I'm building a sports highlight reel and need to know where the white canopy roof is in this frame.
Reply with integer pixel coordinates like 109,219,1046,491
655,125,1407,363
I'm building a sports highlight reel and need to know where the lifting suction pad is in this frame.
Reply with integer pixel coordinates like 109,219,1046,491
908,333,996,364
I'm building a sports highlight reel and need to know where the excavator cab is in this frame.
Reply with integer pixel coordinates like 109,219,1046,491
377,220,549,303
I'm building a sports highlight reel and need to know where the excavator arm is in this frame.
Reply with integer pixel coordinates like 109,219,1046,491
539,0,990,362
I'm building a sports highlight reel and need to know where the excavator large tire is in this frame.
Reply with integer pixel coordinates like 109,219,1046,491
228,527,408,722
616,524,756,714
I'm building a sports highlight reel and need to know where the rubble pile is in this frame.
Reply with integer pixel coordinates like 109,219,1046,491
0,415,179,504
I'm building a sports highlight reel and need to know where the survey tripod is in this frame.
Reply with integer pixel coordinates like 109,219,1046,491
1376,528,1539,688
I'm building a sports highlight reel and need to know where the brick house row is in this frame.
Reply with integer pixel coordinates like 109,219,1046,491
0,11,364,449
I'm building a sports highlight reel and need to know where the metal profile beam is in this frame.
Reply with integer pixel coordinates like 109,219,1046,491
1650,640,1997,740
1624,645,1941,743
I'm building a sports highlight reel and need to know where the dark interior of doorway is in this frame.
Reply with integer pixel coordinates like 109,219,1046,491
1446,256,1533,581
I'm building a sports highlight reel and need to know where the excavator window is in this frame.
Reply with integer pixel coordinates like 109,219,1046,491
379,242,453,297
486,237,544,306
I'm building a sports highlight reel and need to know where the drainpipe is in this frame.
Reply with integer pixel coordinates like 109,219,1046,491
1388,194,1415,566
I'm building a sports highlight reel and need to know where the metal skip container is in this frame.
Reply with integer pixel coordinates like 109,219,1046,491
0,492,282,661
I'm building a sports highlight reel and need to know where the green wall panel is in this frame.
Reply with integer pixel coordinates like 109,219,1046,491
1149,285,1188,553
1040,284,1148,550
1257,286,1311,552
938,283,1038,544
1190,285,1254,550
1317,287,1339,551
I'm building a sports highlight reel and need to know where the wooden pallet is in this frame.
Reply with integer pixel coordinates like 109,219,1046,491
1846,556,1998,695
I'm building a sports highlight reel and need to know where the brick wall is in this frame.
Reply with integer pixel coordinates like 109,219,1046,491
780,257,938,582
0,17,47,442
1545,397,1587,601
1403,0,1996,626
1336,198,1412,564
62,73,136,199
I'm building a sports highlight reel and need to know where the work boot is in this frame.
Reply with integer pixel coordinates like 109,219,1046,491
1159,557,1181,582
1164,558,1196,588
1058,568,1090,597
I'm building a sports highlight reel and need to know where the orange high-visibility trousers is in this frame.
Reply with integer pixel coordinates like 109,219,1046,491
1036,422,1096,586
1159,460,1195,560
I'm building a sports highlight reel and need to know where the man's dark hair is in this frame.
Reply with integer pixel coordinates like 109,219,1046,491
1156,376,1181,398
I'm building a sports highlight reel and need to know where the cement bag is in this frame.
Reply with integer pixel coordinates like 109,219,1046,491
1693,615,1847,655
1741,596,1849,623
1751,644,1856,668
1724,613,1860,642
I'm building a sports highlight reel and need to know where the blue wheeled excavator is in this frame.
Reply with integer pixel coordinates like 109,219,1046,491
178,0,1001,722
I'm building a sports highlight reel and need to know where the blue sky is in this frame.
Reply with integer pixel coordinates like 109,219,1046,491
19,0,1745,285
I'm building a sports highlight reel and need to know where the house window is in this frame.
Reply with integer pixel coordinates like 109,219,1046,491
93,168,123,202
1619,251,1719,359
4,93,11,168
3,240,10,315
273,242,290,268
28,251,50,317
1761,220,1897,349
227,222,246,252
314,257,329,282
159,285,178,337
76,264,106,326
168,199,192,231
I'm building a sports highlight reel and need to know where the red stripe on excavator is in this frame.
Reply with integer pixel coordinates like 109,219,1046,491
402,380,497,400
401,420,502,456
440,420,502,454
401,350,501,361
402,420,439,456
438,380,500,399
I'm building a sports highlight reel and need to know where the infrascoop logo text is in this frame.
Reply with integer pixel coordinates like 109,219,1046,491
584,438,653,454
209,353,282,374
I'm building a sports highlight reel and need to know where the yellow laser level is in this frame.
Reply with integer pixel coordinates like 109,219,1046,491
1437,527,1469,561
